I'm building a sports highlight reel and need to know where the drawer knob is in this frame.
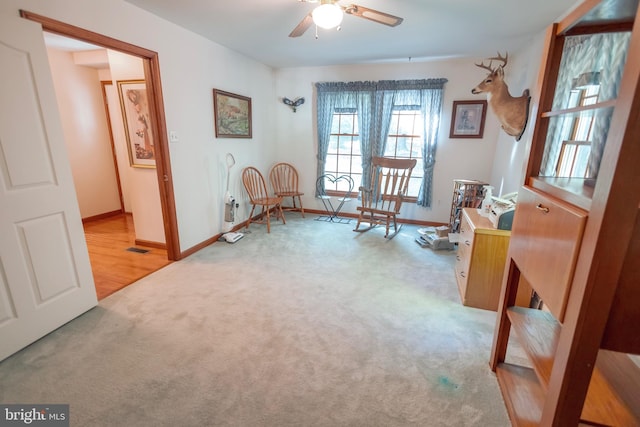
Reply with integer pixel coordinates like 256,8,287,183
536,203,550,213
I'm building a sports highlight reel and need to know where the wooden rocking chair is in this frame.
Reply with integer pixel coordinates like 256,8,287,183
354,157,417,238
241,166,286,233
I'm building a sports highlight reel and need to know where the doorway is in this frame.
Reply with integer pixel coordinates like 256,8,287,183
21,10,180,259
21,11,181,297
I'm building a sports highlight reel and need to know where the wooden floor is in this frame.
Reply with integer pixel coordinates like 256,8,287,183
83,213,172,300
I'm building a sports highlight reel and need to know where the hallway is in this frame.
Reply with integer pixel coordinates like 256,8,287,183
83,213,172,300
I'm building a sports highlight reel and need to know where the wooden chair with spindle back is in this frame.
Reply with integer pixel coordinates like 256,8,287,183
269,162,305,217
241,167,286,233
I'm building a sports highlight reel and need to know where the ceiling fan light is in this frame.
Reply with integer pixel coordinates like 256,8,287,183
312,4,343,29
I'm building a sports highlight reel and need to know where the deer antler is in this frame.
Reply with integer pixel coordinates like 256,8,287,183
488,52,508,69
475,60,495,73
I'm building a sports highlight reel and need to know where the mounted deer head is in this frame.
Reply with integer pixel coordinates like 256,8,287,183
471,52,531,141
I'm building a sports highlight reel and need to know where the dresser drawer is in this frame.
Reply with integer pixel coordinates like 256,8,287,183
459,213,475,247
509,186,587,321
455,261,469,299
456,234,471,263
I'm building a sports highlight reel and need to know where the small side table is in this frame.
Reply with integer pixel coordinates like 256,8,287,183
315,174,354,223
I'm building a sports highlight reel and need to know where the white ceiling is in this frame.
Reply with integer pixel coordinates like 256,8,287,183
122,0,578,68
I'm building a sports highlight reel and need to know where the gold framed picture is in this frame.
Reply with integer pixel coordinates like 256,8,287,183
213,89,252,138
118,80,155,168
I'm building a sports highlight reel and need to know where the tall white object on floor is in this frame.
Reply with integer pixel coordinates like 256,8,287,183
222,153,239,233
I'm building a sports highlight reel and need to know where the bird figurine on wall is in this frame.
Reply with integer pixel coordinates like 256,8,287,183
282,96,305,112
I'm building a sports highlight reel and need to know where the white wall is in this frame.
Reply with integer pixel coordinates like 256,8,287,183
489,35,547,198
105,50,165,244
46,47,121,219
2,0,277,252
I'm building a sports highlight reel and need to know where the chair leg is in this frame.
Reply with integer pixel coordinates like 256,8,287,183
297,196,305,218
354,214,362,231
278,203,286,224
246,204,257,230
262,205,270,233
385,215,402,239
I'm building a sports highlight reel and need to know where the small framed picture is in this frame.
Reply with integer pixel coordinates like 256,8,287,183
213,89,252,138
449,100,487,139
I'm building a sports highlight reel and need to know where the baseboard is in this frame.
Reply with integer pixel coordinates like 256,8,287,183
134,239,166,250
82,209,124,223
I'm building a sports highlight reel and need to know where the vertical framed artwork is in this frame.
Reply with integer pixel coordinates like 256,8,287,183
213,89,252,138
449,100,487,139
118,80,155,168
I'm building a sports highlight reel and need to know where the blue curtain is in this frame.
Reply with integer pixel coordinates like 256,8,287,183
315,81,375,196
316,79,447,205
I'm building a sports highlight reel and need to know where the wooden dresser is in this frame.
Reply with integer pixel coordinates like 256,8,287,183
454,208,530,311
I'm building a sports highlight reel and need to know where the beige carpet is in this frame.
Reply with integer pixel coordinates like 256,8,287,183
0,216,521,426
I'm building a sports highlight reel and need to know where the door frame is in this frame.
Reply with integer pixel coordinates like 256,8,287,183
20,10,181,261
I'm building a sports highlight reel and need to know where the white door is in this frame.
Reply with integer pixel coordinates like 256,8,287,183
0,14,97,362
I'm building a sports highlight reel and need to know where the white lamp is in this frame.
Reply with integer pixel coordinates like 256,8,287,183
312,2,344,29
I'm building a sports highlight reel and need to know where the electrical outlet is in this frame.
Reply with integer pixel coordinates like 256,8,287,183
169,131,179,142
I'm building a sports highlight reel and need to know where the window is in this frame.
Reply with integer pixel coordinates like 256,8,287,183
324,110,362,193
383,109,424,198
555,85,599,177
315,79,447,207
324,108,426,199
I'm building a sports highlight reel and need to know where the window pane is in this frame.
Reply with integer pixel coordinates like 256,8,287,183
330,118,340,134
412,159,424,178
324,154,338,173
327,136,339,154
351,156,363,174
397,114,416,135
407,179,421,198
384,140,398,157
350,174,362,191
410,143,422,159
339,114,356,134
337,154,352,174
395,137,413,157
351,138,362,155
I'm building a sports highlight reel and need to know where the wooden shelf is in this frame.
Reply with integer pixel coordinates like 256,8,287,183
495,363,544,427
448,179,486,233
507,306,559,387
506,307,640,426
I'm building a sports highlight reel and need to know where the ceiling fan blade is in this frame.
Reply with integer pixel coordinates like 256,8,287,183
289,13,314,37
344,4,403,27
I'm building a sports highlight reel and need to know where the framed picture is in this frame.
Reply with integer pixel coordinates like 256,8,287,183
213,89,252,138
449,100,487,139
117,80,155,168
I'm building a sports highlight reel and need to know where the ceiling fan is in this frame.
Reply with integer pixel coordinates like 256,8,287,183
289,0,403,38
